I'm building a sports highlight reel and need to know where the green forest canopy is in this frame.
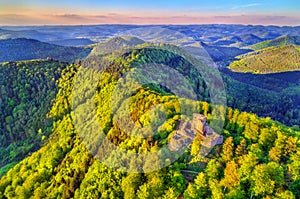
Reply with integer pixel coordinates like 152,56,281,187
0,45,300,198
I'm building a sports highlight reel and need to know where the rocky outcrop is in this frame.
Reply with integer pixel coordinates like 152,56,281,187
169,113,223,156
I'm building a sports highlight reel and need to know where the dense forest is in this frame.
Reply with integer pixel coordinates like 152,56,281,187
0,44,299,198
0,60,71,176
221,70,300,127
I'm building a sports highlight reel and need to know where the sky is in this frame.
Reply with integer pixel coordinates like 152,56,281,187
0,0,299,25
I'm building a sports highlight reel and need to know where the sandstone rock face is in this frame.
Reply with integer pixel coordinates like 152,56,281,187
168,113,223,156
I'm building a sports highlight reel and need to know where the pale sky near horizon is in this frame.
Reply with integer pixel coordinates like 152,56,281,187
0,0,299,25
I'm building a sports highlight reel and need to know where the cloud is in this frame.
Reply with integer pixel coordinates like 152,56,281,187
107,13,119,16
51,14,87,20
0,14,49,25
231,3,261,10
54,14,82,18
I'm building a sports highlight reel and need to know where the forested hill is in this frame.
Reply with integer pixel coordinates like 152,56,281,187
228,45,300,74
0,38,91,63
249,35,300,50
91,36,146,55
0,44,299,198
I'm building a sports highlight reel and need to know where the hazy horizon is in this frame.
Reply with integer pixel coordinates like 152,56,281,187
0,0,299,26
0,23,300,28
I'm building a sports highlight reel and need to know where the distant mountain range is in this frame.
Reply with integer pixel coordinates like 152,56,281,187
48,38,95,47
210,34,263,47
1,24,299,46
0,38,91,63
182,41,251,67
